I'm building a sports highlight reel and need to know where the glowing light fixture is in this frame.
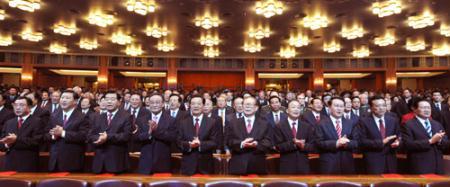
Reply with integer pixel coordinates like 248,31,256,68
374,32,396,46
288,33,309,47
431,44,450,56
87,12,114,27
440,25,450,37
352,46,370,58
302,14,329,30
0,34,13,46
341,25,364,40
408,11,435,29
157,41,175,52
323,41,341,53
49,43,67,54
125,44,143,56
21,30,43,42
243,40,262,53
194,14,219,30
199,33,220,47
0,9,6,20
203,47,219,58
79,39,98,50
53,24,76,36
248,27,271,40
255,0,284,18
145,26,168,38
8,0,40,12
371,0,402,18
406,39,426,52
279,46,296,58
111,32,132,45
126,0,156,15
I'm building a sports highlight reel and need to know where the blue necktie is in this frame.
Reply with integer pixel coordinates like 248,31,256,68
424,120,432,137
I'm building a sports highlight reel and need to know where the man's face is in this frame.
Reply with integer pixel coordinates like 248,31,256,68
269,97,281,112
9,88,17,95
104,93,119,112
149,95,164,114
359,94,368,105
323,96,331,107
60,92,75,110
123,94,131,102
371,99,387,117
51,92,61,104
169,96,181,110
203,99,213,114
403,90,412,98
344,98,352,112
13,99,30,116
80,98,90,109
287,101,301,120
217,97,226,108
311,99,323,112
243,98,258,116
415,101,432,118
233,98,244,113
42,92,49,101
190,97,204,116
432,92,442,102
163,90,172,101
352,98,361,109
330,99,345,118
130,95,142,109
25,93,38,106
297,95,306,107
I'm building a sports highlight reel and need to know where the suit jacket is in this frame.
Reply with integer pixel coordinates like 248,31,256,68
265,111,288,128
211,107,234,122
401,117,449,174
227,116,272,175
302,110,328,125
39,100,52,112
4,95,18,109
343,112,359,127
128,107,151,152
315,117,358,174
177,115,219,175
49,103,60,114
358,115,400,174
136,111,177,174
259,105,286,117
0,107,15,131
0,115,43,172
431,102,449,125
274,118,317,174
88,109,132,173
45,109,89,172
393,98,412,119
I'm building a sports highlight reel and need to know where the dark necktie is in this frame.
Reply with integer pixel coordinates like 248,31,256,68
194,118,200,137
292,122,297,137
17,117,23,129
379,119,385,139
63,114,68,127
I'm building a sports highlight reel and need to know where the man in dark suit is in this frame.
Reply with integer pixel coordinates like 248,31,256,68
44,90,89,172
166,94,188,121
274,100,316,174
257,90,268,107
0,94,15,130
431,91,448,126
343,97,359,126
302,98,327,125
4,86,19,109
265,96,288,128
26,92,51,151
89,91,132,174
177,95,219,175
49,91,61,114
401,99,449,174
227,96,272,175
320,94,332,117
137,94,177,174
212,95,234,128
358,96,400,174
359,93,371,117
128,93,150,152
315,97,358,174
393,89,414,119
0,97,43,172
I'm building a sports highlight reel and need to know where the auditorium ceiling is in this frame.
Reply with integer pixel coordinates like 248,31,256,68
0,0,449,58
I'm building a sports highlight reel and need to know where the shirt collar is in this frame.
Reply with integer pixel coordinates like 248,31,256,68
287,117,298,126
415,115,429,124
244,115,255,123
272,111,281,116
19,113,31,122
330,115,342,125
372,114,384,122
107,109,119,117
30,105,37,114
63,107,75,119
0,105,4,111
192,114,204,125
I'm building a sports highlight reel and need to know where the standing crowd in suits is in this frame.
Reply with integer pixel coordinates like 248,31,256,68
0,85,450,175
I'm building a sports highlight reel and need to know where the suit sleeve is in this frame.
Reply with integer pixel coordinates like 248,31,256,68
274,125,297,153
401,123,431,151
64,115,89,143
358,120,384,151
304,124,318,153
199,122,219,152
152,118,177,143
88,115,101,143
14,118,43,150
315,125,338,152
226,123,245,153
176,125,192,152
106,115,132,144
255,123,272,153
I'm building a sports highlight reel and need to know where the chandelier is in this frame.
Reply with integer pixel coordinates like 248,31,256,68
49,43,67,54
341,26,364,40
302,15,329,30
352,46,370,58
243,40,262,53
88,12,114,27
248,27,271,40
145,26,168,38
431,45,450,56
203,47,219,58
279,46,296,58
21,30,43,42
0,34,13,46
0,9,5,20
194,15,220,30
289,34,309,47
440,25,450,37
157,41,175,52
111,32,132,45
125,45,143,56
126,0,156,16
53,24,76,36
374,33,395,46
8,0,40,12
199,34,220,47
255,0,284,18
406,39,426,52
79,39,98,50
371,0,402,18
408,11,435,29
323,42,341,53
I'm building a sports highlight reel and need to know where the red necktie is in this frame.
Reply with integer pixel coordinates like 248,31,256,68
63,114,68,127
194,118,200,137
107,113,113,126
335,119,342,138
315,115,320,122
17,117,23,129
246,119,252,134
379,119,386,139
292,122,297,137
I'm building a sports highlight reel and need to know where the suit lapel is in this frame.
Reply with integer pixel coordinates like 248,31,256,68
199,117,209,139
413,118,431,138
324,118,338,139
368,117,382,139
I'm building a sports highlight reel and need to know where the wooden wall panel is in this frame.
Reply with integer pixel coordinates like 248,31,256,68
177,71,245,91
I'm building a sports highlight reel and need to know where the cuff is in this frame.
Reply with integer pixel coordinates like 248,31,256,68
62,130,66,138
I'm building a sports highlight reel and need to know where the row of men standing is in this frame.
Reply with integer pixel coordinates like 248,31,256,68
0,90,449,176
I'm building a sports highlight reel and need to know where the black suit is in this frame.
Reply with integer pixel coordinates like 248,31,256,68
39,100,51,112
4,95,18,109
274,118,316,174
177,115,219,175
431,102,448,126
302,110,328,126
136,112,176,174
0,107,15,131
393,98,413,119
89,109,132,173
129,107,151,152
315,117,358,174
401,117,449,174
358,115,400,174
49,103,60,114
0,115,43,172
45,109,89,172
227,116,272,175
